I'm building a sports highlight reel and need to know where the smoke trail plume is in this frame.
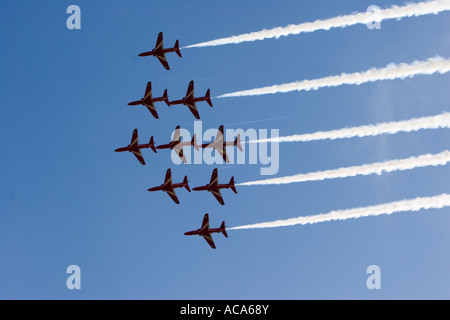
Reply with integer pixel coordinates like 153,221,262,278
249,112,450,144
229,193,450,230
185,0,450,48
216,56,450,98
238,150,450,186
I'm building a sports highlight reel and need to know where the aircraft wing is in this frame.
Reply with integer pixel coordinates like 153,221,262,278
171,145,187,163
210,168,219,185
130,129,139,147
210,189,225,205
201,233,216,249
171,127,186,163
165,188,180,204
143,81,152,100
200,213,210,232
164,169,172,186
144,101,159,119
172,126,181,142
178,148,187,163
157,54,170,70
186,101,200,119
131,149,146,165
185,80,194,99
215,145,229,164
215,126,225,145
213,127,229,163
155,32,164,51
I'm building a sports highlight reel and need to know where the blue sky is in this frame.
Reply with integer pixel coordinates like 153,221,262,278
1,0,449,299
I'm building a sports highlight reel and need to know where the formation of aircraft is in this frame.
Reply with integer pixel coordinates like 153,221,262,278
128,81,170,119
115,129,156,165
128,80,212,120
169,80,212,119
117,32,233,249
184,214,228,249
193,168,237,205
156,125,199,163
139,32,181,70
147,169,191,204
200,125,243,163
114,125,243,166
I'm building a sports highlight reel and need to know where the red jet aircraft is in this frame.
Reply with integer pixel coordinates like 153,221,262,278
193,168,237,205
156,125,199,163
199,125,243,163
184,213,228,249
115,129,156,165
138,32,181,70
169,80,212,119
147,169,190,204
128,81,169,119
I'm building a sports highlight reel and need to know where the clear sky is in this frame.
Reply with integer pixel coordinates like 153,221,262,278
1,0,449,299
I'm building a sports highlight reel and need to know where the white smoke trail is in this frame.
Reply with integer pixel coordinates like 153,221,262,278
216,56,450,98
249,112,450,144
185,0,450,49
229,193,450,230
238,150,450,186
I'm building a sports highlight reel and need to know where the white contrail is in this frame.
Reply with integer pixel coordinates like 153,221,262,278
249,112,450,144
238,150,450,186
229,193,450,230
217,56,450,98
185,0,450,48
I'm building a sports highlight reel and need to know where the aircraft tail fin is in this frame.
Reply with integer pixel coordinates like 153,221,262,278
191,134,200,151
205,89,213,107
183,176,191,192
220,221,228,238
162,89,170,106
229,177,237,194
174,40,182,58
149,136,157,153
234,134,243,152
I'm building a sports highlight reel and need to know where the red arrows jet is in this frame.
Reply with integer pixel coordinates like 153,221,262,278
115,129,156,165
147,168,190,204
199,126,243,163
184,214,228,249
169,80,212,119
156,125,199,163
193,168,237,205
128,81,169,119
138,32,182,70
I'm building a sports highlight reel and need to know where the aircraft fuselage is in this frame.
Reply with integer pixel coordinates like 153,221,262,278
184,227,222,237
129,96,165,106
148,182,185,193
114,143,151,153
193,184,232,192
156,141,181,150
171,95,207,106
200,142,226,149
139,47,177,57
